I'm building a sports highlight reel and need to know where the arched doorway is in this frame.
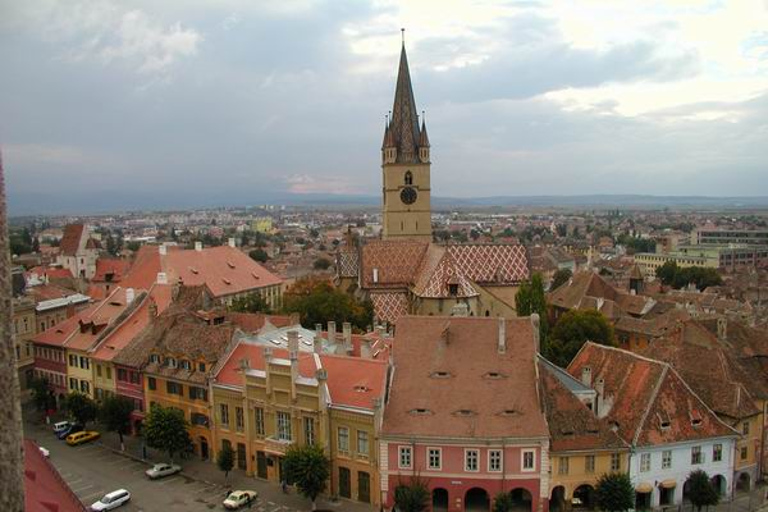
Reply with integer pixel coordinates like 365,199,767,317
736,472,751,492
510,487,533,512
572,484,595,509
465,488,490,512
550,486,566,512
682,480,692,503
432,488,449,512
711,475,727,497
199,436,209,460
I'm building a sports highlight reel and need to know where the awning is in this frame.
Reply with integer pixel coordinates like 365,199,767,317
660,479,677,489
636,483,653,493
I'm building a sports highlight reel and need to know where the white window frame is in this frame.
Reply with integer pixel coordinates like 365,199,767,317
304,417,315,445
357,430,369,458
337,427,350,454
713,443,722,462
254,407,265,436
521,449,536,472
662,450,672,469
465,449,479,472
488,449,503,473
276,411,292,441
428,447,442,471
640,453,651,472
398,446,412,469
691,446,703,465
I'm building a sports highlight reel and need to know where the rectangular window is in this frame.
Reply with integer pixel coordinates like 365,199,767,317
741,446,748,460
640,453,651,472
220,404,230,426
399,446,412,469
147,377,156,391
69,354,77,366
489,450,502,472
166,381,183,396
69,378,77,390
254,407,265,436
691,446,703,465
585,455,595,473
742,422,750,435
357,430,369,458
80,381,89,394
662,450,672,469
611,453,621,472
559,457,570,475
80,356,89,370
277,411,291,441
465,449,479,472
713,444,722,462
428,448,442,470
235,407,244,432
96,365,102,377
338,427,350,454
106,366,112,380
522,450,535,471
304,417,315,445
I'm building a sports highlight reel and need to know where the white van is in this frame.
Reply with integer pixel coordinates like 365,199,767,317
90,489,131,511
53,421,70,434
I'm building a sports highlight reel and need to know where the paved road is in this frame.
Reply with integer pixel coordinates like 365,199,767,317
30,425,300,512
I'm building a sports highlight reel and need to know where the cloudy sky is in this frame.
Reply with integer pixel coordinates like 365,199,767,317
2,0,767,214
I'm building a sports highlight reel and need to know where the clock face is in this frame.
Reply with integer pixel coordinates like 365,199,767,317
400,187,417,205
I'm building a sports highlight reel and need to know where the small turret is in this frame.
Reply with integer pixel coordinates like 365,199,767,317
419,116,430,163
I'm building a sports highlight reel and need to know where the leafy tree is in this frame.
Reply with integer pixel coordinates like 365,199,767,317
142,404,193,464
98,395,134,451
656,261,679,286
126,241,141,252
64,392,98,427
393,477,430,512
516,273,549,350
313,257,332,270
548,309,615,367
493,492,516,512
550,269,573,291
656,261,723,290
30,377,55,415
283,444,330,510
595,472,634,512
229,292,271,314
282,278,373,331
249,248,269,263
216,443,235,481
686,470,719,512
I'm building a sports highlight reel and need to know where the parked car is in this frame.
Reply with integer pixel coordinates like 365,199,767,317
223,490,258,510
38,446,50,458
53,421,70,435
66,430,100,446
145,462,181,479
56,423,83,440
90,489,131,511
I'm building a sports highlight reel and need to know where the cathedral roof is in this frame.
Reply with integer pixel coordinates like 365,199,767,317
388,43,422,163
419,118,430,148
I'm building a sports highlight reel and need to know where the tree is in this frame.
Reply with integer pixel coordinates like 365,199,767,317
142,404,193,464
656,261,679,286
216,443,235,481
229,292,271,314
550,269,573,291
516,273,549,350
283,444,330,510
493,492,516,512
548,309,615,367
656,261,723,291
30,377,55,415
98,395,134,451
686,470,719,512
64,392,98,427
249,248,269,263
394,477,430,512
595,472,634,512
282,278,373,331
313,257,331,271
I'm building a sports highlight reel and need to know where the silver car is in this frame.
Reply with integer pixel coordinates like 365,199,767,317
145,462,182,479
90,489,131,511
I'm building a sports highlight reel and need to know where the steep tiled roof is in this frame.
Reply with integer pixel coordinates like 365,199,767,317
412,245,477,298
446,244,529,284
227,312,295,333
60,224,85,256
93,258,131,283
65,287,144,351
382,316,548,439
26,266,73,281
24,439,87,512
360,240,429,288
387,43,422,164
320,354,387,410
370,291,408,324
568,343,736,447
549,271,654,317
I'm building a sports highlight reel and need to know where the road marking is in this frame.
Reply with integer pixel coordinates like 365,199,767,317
80,490,106,502
158,476,182,485
72,483,94,494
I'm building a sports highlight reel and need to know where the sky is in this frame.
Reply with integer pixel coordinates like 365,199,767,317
1,0,767,214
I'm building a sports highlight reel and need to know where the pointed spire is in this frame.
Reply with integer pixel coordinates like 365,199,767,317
381,114,390,149
419,111,430,147
388,32,421,164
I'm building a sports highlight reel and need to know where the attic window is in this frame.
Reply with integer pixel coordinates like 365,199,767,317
448,283,459,296
109,301,122,306
190,267,199,275
56,329,64,334
409,408,432,416
484,371,506,380
149,354,159,364
180,360,191,370
227,261,236,269
354,385,371,393
661,421,671,430
251,272,260,280
499,409,519,417
691,418,702,427
222,278,232,285
454,409,476,417
166,357,177,368
430,371,452,379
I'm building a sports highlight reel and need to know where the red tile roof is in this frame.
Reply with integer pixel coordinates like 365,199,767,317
120,245,164,290
26,266,74,280
59,224,85,256
320,354,387,410
92,258,131,283
360,240,429,288
382,315,548,439
227,312,295,333
24,438,87,512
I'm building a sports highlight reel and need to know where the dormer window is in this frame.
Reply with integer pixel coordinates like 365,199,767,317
199,362,206,372
166,357,177,368
448,283,459,296
149,354,159,364
499,409,519,417
484,371,506,380
430,371,452,379
180,360,191,370
454,409,476,417
691,418,702,427
409,408,432,416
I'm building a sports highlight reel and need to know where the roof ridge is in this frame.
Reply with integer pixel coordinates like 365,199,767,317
633,364,668,446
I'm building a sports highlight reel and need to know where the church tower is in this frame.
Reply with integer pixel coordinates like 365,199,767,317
381,38,432,241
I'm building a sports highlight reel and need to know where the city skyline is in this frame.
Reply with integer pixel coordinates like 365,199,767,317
2,0,767,215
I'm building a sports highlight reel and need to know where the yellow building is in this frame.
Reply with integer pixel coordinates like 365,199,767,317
252,217,274,234
211,332,387,507
12,297,37,399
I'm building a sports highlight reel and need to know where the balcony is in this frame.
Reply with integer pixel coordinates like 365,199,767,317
264,436,293,456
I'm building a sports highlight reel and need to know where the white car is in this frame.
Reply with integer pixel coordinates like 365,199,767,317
38,446,50,458
145,462,181,479
223,490,258,510
90,489,131,511
53,421,70,434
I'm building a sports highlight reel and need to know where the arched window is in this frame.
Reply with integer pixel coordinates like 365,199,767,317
404,171,413,185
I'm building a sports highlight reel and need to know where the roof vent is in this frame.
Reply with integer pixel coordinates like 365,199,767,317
372,268,379,283
251,272,260,280
409,408,432,416
227,261,236,269
190,267,199,275
430,371,452,379
499,409,518,417
484,371,506,380
454,409,476,417
691,418,702,427
354,385,371,393
222,278,231,285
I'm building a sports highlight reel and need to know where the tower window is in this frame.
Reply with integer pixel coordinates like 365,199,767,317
404,171,413,185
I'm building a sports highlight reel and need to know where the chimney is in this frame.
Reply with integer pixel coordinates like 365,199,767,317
159,244,167,256
228,237,236,248
342,322,352,353
376,325,386,338
288,330,300,356
125,288,135,305
313,332,324,354
239,358,250,371
717,317,727,341
328,321,336,343
530,313,541,353
316,368,328,407
148,299,158,318
581,366,592,387
264,346,273,363
361,338,373,359
194,241,202,252
288,330,299,401
315,323,322,338
594,377,605,416
372,268,379,283
498,317,506,354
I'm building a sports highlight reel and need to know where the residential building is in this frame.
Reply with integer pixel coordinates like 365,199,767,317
12,296,36,399
56,224,100,279
380,315,550,512
568,343,739,509
693,228,768,246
